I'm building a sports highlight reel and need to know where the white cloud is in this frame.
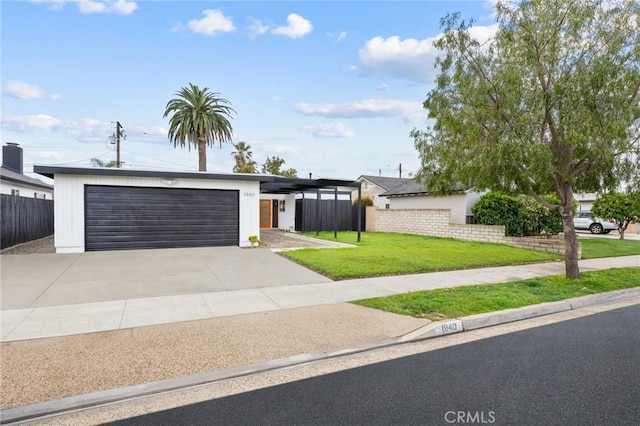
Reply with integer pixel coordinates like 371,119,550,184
248,18,269,38
186,9,235,36
77,0,138,15
29,0,65,11
271,13,312,39
5,81,61,100
272,145,298,154
1,114,165,144
294,99,423,121
246,13,312,40
327,31,347,41
301,122,355,139
2,114,63,130
35,151,64,159
358,24,499,83
31,0,137,14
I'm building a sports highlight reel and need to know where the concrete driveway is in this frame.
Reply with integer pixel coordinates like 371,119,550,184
0,247,332,310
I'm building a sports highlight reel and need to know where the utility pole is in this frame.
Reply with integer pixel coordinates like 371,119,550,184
115,121,125,168
399,163,402,178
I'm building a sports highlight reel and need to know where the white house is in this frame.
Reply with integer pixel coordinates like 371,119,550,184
1,143,53,199
356,175,415,209
33,165,360,253
380,179,484,224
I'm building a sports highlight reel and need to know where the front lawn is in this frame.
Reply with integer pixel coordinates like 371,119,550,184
579,237,640,259
354,268,640,321
281,232,560,280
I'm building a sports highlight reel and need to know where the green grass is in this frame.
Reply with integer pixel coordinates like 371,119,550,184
579,237,640,259
354,268,640,321
281,232,560,280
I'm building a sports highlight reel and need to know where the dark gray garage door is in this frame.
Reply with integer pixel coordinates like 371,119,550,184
85,185,239,251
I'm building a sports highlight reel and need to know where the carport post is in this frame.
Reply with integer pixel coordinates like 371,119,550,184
300,192,305,233
316,188,321,236
357,183,362,242
334,187,338,239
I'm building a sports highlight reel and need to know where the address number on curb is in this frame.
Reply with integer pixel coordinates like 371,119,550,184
434,320,463,335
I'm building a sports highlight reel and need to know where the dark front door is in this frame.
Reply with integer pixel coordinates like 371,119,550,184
85,185,239,251
272,199,279,228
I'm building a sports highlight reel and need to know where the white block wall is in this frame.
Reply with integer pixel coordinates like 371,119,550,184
375,208,580,257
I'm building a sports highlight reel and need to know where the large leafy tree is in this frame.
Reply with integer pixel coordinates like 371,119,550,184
261,156,297,177
412,0,640,279
231,141,257,173
163,83,235,172
592,192,640,240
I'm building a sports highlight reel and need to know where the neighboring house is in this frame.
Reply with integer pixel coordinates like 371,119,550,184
356,175,415,209
34,165,360,253
574,192,597,212
0,143,53,199
380,179,484,225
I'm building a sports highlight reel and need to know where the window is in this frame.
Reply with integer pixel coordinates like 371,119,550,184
11,189,19,196
385,204,390,209
34,192,38,198
279,200,286,212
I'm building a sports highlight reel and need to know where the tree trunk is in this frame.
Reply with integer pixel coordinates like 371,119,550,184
560,183,580,279
198,139,207,172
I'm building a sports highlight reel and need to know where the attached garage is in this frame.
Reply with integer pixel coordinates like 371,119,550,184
32,166,265,253
85,185,239,251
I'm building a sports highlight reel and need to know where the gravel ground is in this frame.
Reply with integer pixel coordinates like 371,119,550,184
0,236,55,255
0,304,426,409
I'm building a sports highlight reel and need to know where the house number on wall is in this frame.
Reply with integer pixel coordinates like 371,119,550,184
243,192,256,197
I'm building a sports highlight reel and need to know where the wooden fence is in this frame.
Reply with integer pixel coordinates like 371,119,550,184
295,199,364,233
1,195,54,249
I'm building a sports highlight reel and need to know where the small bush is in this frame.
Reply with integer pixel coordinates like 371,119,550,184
353,195,374,206
474,192,567,237
522,194,563,236
472,192,523,236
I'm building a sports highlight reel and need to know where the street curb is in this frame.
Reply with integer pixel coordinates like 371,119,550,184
2,289,639,424
460,301,572,331
0,338,398,425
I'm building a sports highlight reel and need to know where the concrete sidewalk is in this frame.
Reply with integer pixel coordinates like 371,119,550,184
2,255,638,342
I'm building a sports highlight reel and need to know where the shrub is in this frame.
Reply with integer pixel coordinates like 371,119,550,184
522,194,564,236
353,195,374,206
472,192,523,236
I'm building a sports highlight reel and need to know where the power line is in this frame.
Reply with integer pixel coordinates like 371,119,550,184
120,149,194,169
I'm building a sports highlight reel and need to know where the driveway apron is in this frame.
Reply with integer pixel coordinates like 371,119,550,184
0,247,332,310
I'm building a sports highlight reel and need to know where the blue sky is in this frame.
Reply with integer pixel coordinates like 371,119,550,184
2,0,498,182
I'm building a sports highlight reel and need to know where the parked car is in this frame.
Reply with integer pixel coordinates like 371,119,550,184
573,211,618,234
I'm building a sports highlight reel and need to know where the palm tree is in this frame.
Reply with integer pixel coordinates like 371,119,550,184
231,141,257,173
163,83,235,172
90,158,117,167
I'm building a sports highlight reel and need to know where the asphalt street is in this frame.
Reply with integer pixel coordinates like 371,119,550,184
106,304,640,426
